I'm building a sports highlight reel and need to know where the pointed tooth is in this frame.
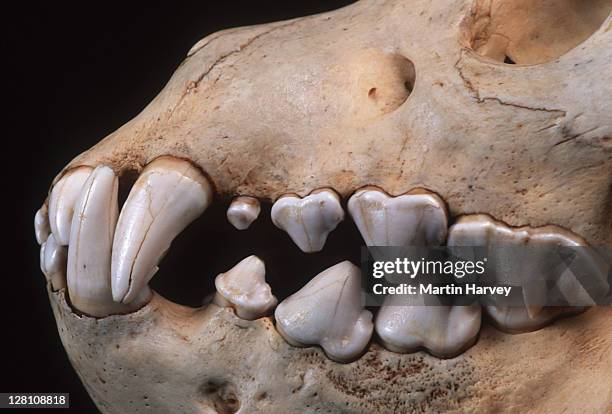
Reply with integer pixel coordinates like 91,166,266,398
43,234,67,291
34,205,51,245
375,295,481,357
48,167,93,245
274,261,373,362
348,188,448,246
112,157,213,303
67,166,150,317
227,196,260,230
271,190,344,253
213,255,277,320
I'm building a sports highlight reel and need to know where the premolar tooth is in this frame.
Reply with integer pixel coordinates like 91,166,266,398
67,166,150,317
348,187,448,246
34,205,51,245
213,255,277,320
274,261,373,362
48,166,93,245
271,190,344,253
375,295,481,358
227,196,260,230
112,157,213,304
42,234,67,291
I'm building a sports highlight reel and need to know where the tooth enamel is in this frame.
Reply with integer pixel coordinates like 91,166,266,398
274,261,373,362
48,166,93,245
348,188,448,246
68,166,150,317
271,190,344,253
375,295,481,357
111,157,213,304
213,255,277,320
42,234,68,291
227,196,260,230
34,205,51,245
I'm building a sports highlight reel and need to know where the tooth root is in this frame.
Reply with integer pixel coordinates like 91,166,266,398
68,166,151,317
274,261,373,362
271,190,344,253
112,157,213,304
48,167,93,245
227,196,260,230
375,295,481,358
34,206,51,245
42,234,68,291
348,188,448,247
213,255,277,320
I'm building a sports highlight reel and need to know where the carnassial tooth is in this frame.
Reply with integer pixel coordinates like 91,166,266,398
348,187,448,246
112,157,213,303
48,166,93,245
42,234,67,291
274,261,373,362
68,166,151,317
271,190,344,253
34,205,51,245
213,255,277,320
375,295,481,358
227,196,260,230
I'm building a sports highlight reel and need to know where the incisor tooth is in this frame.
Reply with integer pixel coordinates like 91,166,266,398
348,188,448,246
34,205,51,245
68,166,150,317
48,166,93,245
271,190,344,253
112,157,213,303
274,261,373,362
42,234,67,291
213,255,277,320
227,196,260,230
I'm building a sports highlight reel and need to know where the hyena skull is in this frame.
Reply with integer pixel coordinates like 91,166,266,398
35,0,612,413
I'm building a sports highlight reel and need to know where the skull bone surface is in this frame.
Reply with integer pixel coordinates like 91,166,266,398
35,0,612,413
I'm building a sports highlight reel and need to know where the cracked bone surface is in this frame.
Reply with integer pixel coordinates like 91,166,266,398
271,190,344,253
213,255,277,320
226,196,261,230
274,261,373,362
38,0,612,412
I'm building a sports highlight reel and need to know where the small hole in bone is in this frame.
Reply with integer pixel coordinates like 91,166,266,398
368,87,377,98
503,55,516,65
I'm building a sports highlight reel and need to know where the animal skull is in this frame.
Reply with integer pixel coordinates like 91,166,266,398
36,0,612,412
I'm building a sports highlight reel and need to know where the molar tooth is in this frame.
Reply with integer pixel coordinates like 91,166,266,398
348,188,448,246
42,234,68,291
34,205,51,245
271,190,344,253
68,166,150,317
274,261,373,362
111,157,213,304
227,196,260,230
375,295,481,358
48,166,93,245
213,255,277,320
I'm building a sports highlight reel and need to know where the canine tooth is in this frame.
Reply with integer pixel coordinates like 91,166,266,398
271,190,344,253
112,157,213,303
213,255,277,320
274,261,373,362
68,166,150,317
227,196,260,230
34,206,51,245
375,295,481,357
348,188,448,246
48,166,93,245
42,234,68,291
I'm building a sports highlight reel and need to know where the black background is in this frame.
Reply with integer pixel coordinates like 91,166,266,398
6,1,355,411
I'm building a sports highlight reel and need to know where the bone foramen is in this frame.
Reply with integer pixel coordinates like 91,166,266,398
227,196,261,230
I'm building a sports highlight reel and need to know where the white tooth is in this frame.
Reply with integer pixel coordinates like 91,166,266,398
40,241,47,276
48,167,93,245
68,166,151,317
484,306,582,334
274,261,373,362
43,234,67,291
271,190,344,253
227,196,260,230
34,205,51,245
112,157,213,304
213,255,277,320
375,295,481,358
348,188,448,246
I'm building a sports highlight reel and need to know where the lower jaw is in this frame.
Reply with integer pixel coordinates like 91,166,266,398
49,287,612,413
